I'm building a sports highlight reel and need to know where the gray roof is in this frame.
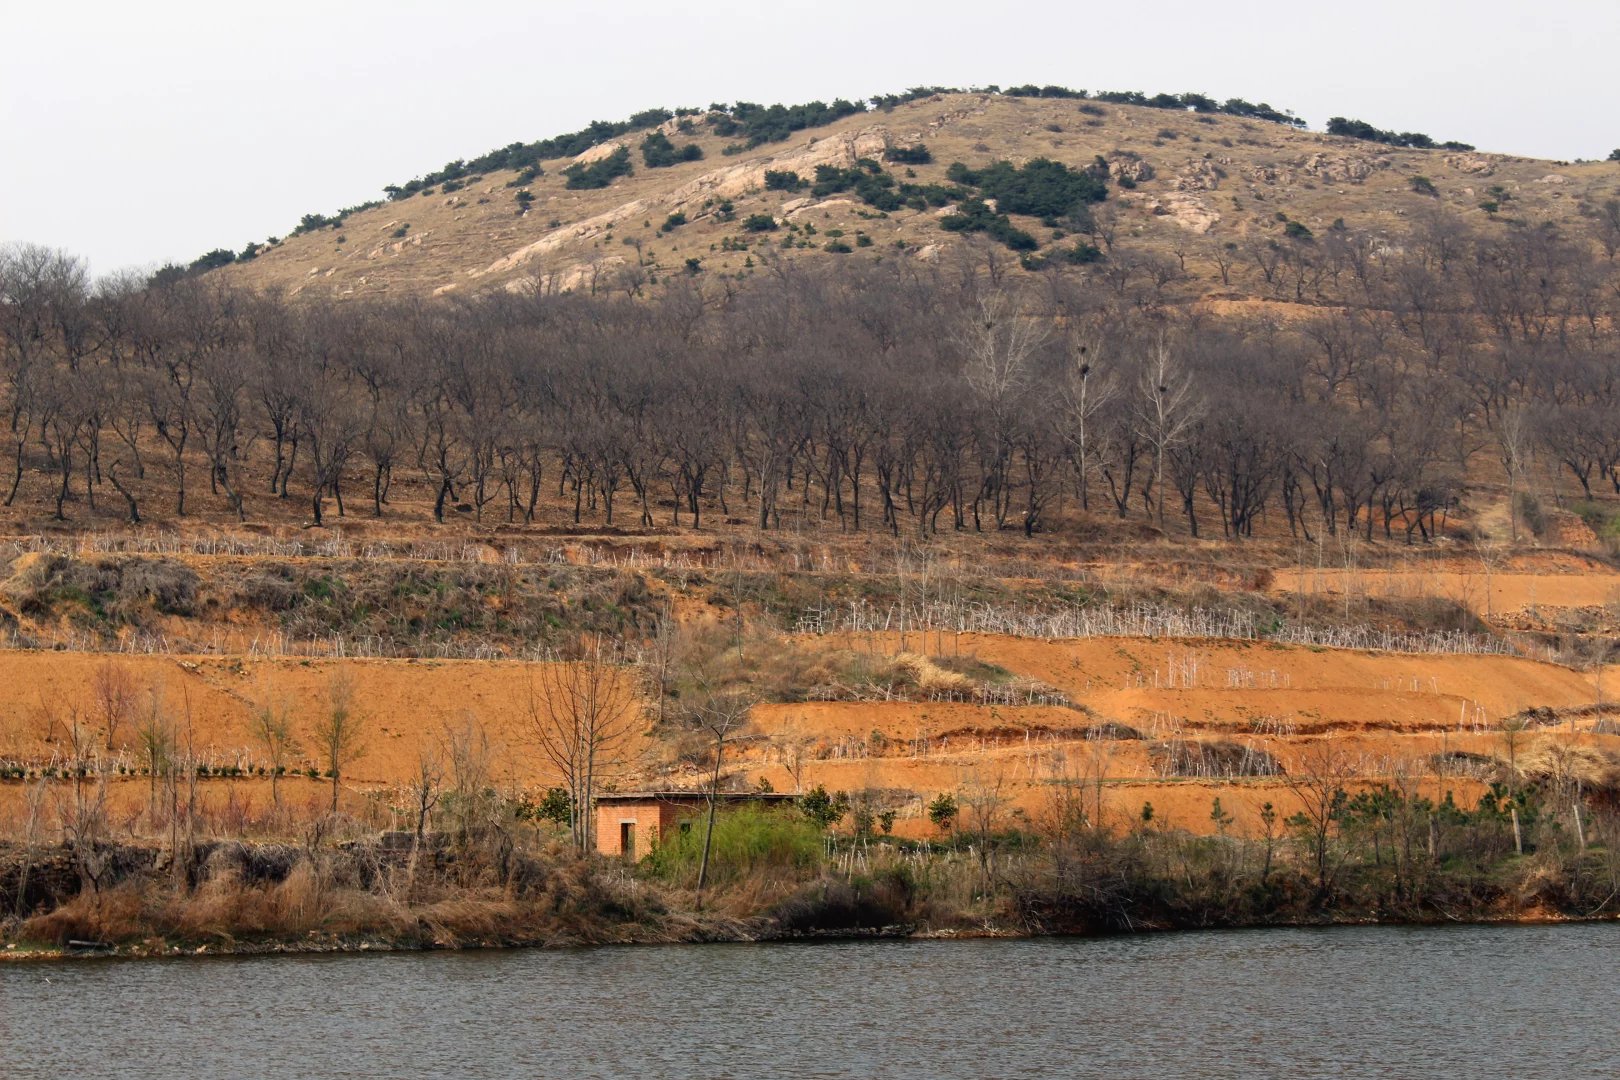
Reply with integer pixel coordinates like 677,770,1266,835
594,790,798,803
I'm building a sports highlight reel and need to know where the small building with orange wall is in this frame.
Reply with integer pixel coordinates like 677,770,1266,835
594,791,798,860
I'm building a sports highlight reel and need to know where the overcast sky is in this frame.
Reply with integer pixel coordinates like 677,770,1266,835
5,0,1617,276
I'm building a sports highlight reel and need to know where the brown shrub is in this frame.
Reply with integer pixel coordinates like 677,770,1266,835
1149,739,1284,778
21,885,150,945
1427,750,1498,779
1083,722,1145,741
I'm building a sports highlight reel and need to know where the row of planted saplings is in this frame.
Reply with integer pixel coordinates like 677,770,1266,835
0,752,340,783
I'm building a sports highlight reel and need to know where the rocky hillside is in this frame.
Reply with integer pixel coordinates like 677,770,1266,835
213,90,1620,300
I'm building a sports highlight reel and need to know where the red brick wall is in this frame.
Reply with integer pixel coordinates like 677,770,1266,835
595,802,664,859
595,801,702,858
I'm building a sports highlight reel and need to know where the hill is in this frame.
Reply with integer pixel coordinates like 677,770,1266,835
10,85,1620,954
205,89,1620,300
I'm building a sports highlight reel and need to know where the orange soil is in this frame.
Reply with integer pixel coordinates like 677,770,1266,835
1272,564,1620,615
0,652,590,789
0,632,1608,838
836,632,1598,717
728,632,1604,833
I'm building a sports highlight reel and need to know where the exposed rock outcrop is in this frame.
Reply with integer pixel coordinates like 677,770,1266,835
1445,153,1496,176
1109,156,1155,183
475,129,894,280
1173,159,1226,192
572,141,628,165
659,127,893,207
1297,151,1389,184
1245,152,1389,187
1139,193,1220,234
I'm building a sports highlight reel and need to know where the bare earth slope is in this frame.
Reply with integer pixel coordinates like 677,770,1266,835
2,631,1603,835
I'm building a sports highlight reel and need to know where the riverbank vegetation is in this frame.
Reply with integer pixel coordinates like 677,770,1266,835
6,736,1617,957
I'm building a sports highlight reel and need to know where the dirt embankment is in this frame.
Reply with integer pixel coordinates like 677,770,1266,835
0,652,564,785
1,623,1612,839
734,632,1607,833
1272,554,1620,624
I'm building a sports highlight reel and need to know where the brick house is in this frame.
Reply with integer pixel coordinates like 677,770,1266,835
594,791,798,859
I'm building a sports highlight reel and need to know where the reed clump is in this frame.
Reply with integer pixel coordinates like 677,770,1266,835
6,838,685,951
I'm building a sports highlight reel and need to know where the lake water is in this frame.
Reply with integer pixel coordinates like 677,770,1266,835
1,924,1615,1078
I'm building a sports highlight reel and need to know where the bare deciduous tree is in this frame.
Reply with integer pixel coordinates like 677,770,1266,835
408,740,445,844
1135,334,1203,532
685,683,755,910
2,212,1618,551
90,659,137,751
527,639,638,854
1283,742,1353,897
249,680,299,808
1062,334,1117,513
134,681,175,819
311,669,364,814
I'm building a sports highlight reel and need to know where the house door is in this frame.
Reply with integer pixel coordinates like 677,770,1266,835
620,821,635,860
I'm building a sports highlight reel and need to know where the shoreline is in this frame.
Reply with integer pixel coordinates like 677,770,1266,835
7,906,1614,965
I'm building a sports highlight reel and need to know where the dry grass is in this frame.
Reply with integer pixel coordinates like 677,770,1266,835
18,857,407,946
1427,750,1499,780
0,547,660,658
1082,722,1145,741
893,652,975,696
208,90,1617,300
727,638,1069,706
1149,739,1285,779
1515,737,1620,794
9,838,689,950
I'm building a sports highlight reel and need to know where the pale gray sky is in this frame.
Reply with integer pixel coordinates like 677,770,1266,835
5,0,1616,275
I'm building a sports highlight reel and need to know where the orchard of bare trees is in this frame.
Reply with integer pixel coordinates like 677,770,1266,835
4,202,1620,543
